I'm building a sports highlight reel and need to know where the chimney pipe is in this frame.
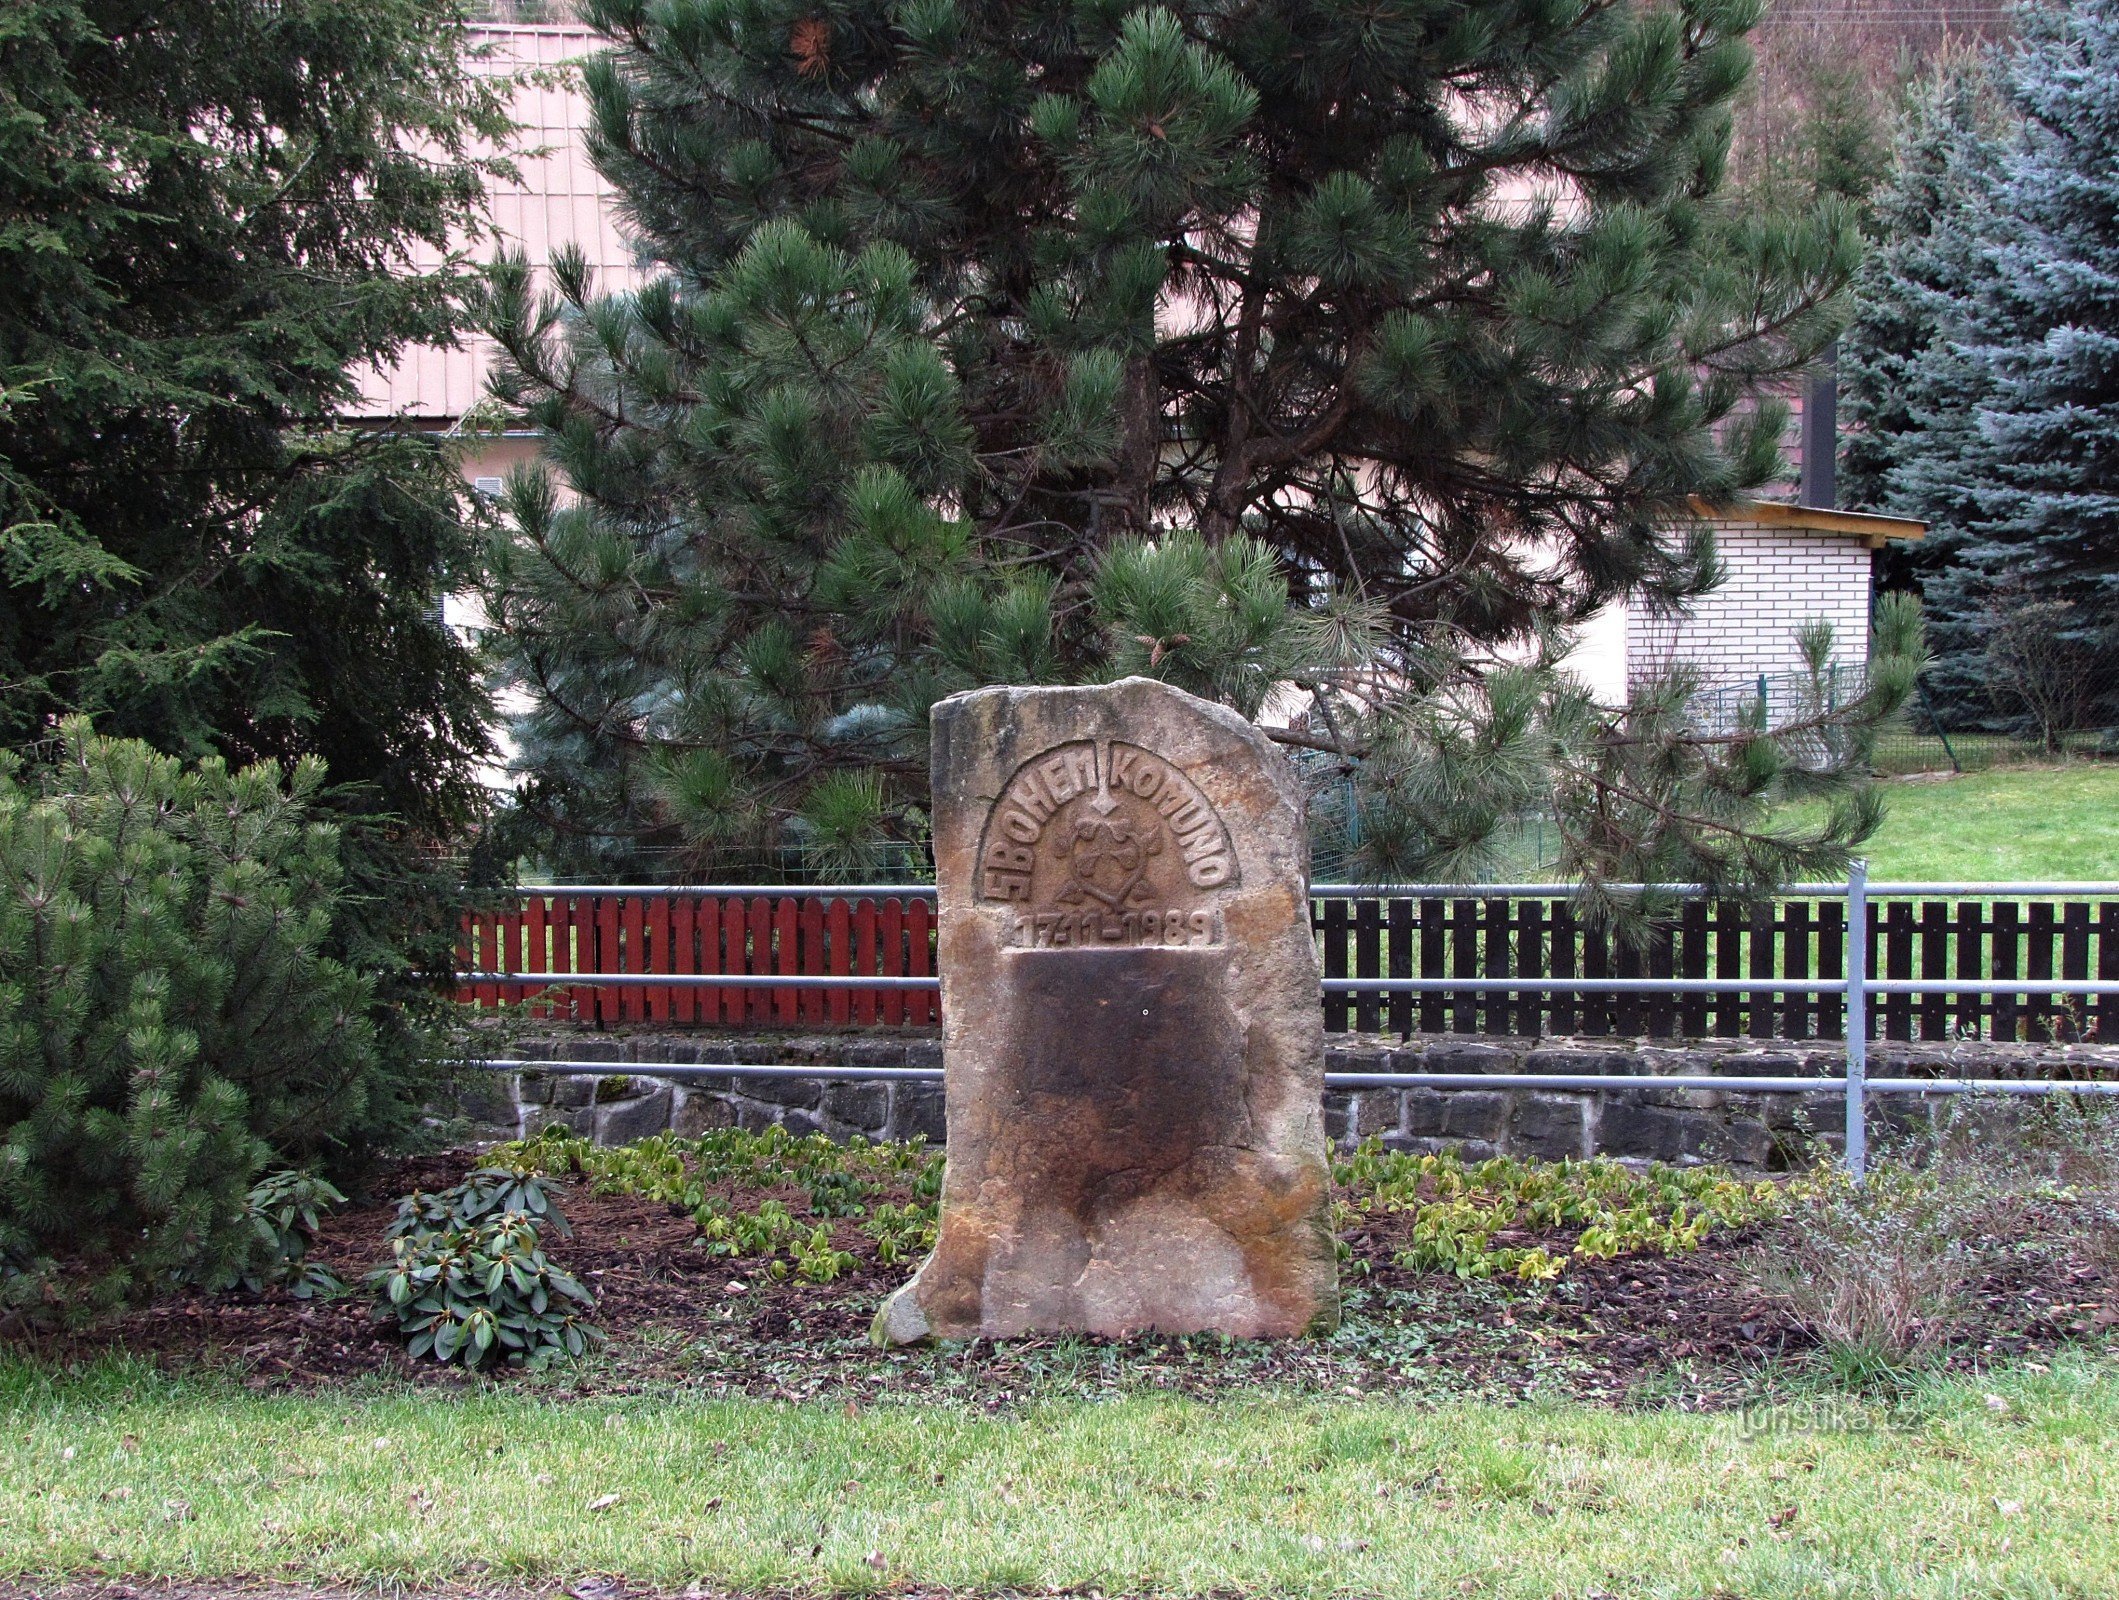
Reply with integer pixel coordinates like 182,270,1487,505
1799,341,1839,509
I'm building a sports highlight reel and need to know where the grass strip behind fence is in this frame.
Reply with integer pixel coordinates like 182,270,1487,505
4,1355,2116,1599
1820,765,2119,883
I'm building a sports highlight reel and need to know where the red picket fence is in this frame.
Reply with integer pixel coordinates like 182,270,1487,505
457,889,938,1027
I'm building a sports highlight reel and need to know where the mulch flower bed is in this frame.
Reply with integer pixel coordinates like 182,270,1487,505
25,1149,2118,1406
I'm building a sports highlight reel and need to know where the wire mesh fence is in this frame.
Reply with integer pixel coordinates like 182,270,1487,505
1687,661,2119,776
468,0,577,21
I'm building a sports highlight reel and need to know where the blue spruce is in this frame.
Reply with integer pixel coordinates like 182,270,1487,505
1851,4,2119,740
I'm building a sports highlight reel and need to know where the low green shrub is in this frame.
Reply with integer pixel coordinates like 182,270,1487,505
387,1165,571,1240
369,1165,594,1368
196,1171,347,1299
369,1211,600,1368
0,722,415,1321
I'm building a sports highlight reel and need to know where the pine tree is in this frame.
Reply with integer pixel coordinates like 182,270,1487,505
0,0,507,843
0,723,399,1320
484,0,1915,894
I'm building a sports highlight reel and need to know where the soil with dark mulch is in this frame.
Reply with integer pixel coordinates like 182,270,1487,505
23,1150,2119,1407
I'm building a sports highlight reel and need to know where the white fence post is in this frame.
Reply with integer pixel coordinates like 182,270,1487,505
1844,859,1870,1181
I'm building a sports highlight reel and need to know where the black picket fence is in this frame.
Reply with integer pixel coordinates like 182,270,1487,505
1316,887,2119,1044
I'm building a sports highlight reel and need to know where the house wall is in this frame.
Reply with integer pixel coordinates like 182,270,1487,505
1556,595,1630,704
457,433,549,497
1625,519,1874,689
356,22,638,426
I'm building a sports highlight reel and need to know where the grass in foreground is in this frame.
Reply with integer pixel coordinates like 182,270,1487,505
1817,762,2119,881
4,1355,2116,1598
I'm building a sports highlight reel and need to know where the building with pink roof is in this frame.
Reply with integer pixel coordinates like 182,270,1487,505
354,16,638,493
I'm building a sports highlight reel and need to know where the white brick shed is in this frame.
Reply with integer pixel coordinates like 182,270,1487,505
1566,500,1926,703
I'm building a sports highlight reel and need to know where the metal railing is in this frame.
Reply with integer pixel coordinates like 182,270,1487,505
461,865,2119,1179
480,1058,2119,1099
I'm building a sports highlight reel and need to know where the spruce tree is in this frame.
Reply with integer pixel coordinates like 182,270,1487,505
484,0,1915,894
1844,7,2119,732
1953,0,2119,728
1,0,515,1175
1839,51,2010,722
1841,53,2007,525
0,0,507,843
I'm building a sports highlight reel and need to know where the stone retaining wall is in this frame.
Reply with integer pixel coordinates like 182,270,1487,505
462,1033,948,1149
1319,1035,2119,1169
459,1029,2119,1172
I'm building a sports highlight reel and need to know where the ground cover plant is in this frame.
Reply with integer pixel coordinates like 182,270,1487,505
30,1121,2115,1409
514,1126,943,1282
1332,1138,1790,1282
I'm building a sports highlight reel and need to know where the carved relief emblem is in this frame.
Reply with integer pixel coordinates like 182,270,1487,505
975,740,1236,947
1056,812,1161,908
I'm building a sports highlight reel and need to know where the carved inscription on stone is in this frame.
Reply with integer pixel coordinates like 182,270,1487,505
977,740,1236,948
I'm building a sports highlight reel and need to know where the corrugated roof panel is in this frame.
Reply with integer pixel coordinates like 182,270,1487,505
354,23,639,421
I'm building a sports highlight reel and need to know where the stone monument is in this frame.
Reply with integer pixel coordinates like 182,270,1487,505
872,677,1339,1343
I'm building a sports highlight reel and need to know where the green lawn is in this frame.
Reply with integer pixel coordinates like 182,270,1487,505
1498,762,2119,885
5,1356,2116,1598
1855,763,2119,881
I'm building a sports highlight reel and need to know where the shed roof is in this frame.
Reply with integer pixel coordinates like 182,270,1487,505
1688,497,1927,550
